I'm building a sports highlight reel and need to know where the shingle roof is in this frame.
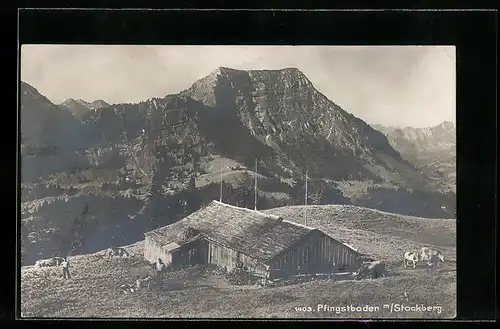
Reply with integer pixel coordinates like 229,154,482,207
144,200,315,262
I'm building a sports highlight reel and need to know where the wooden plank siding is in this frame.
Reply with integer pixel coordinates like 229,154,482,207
207,240,268,277
146,236,269,277
144,236,172,264
171,240,208,268
267,230,361,278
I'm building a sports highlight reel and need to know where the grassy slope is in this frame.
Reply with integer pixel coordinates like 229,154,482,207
21,205,456,319
264,205,456,263
196,156,268,188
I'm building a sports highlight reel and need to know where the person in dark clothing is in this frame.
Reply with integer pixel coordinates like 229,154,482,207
156,258,165,279
61,257,71,279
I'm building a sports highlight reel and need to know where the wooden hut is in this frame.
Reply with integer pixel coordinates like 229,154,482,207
143,200,361,278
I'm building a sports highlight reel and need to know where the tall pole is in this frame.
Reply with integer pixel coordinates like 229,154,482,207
220,159,223,202
254,158,258,210
305,168,308,226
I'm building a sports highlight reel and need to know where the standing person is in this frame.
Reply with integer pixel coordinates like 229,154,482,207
61,257,71,280
156,258,165,279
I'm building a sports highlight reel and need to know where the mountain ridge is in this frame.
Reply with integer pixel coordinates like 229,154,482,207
20,67,449,194
373,121,456,155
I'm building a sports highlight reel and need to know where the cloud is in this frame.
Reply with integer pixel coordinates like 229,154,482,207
20,45,455,128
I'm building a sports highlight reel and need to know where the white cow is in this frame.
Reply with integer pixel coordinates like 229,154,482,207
419,247,444,267
119,283,136,294
403,251,420,268
35,257,60,267
53,257,65,265
106,247,130,258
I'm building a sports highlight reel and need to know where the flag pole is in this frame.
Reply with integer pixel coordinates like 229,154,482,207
305,168,308,226
220,159,223,202
254,158,258,210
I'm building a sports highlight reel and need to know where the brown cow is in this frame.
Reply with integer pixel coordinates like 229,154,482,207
353,261,386,280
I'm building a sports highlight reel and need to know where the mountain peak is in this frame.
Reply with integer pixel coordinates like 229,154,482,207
215,66,237,73
437,120,455,130
59,98,92,120
61,98,110,111
61,98,80,106
247,67,310,84
90,100,110,109
209,66,306,76
250,66,302,73
77,98,91,105
21,81,54,106
183,66,314,109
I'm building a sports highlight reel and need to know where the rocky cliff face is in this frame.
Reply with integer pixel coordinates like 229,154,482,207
182,67,428,188
82,95,212,189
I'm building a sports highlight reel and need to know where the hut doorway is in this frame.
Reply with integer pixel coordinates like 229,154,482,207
187,248,200,266
302,245,314,274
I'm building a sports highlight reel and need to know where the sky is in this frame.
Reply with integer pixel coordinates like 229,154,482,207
21,45,455,128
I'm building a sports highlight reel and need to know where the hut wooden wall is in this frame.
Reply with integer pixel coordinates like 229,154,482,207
144,236,268,276
144,231,359,279
267,231,361,277
144,236,172,264
171,239,208,268
207,240,268,277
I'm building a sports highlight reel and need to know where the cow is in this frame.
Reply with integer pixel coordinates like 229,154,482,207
35,257,60,267
53,257,65,266
35,256,67,268
119,283,136,294
353,260,386,280
35,259,52,267
403,251,420,268
135,276,156,290
419,247,444,267
106,247,130,258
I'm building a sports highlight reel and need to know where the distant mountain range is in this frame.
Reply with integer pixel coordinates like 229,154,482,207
19,67,456,264
373,121,456,161
59,98,110,120
373,121,456,192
